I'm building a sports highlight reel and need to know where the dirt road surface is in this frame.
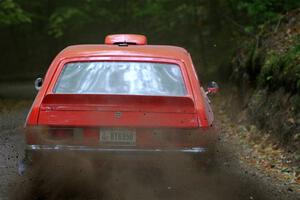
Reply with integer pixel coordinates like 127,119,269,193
0,83,299,200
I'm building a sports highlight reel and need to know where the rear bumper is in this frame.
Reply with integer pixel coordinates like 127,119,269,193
26,144,206,154
19,144,211,175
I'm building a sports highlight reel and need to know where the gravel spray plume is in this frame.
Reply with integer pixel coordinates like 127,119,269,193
10,126,272,200
12,152,106,200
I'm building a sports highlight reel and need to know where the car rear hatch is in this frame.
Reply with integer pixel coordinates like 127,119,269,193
38,94,199,128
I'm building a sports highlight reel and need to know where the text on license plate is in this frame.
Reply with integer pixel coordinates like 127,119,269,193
100,128,136,145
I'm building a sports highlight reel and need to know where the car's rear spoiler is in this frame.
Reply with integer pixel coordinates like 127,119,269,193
40,94,196,113
38,94,199,127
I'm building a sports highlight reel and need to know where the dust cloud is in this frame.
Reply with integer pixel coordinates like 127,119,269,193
11,151,268,200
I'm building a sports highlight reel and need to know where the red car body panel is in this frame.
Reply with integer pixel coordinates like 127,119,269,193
25,35,215,153
39,94,198,127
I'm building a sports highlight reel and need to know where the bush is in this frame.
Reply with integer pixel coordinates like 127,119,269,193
258,40,300,93
230,0,300,33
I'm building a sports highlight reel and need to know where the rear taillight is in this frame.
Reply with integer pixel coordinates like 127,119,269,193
49,128,73,139
83,128,98,138
24,126,101,145
25,126,75,144
148,128,215,148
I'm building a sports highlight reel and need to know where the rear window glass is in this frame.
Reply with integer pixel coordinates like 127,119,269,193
54,62,187,96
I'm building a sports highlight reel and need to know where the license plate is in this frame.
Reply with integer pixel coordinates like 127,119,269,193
100,128,136,145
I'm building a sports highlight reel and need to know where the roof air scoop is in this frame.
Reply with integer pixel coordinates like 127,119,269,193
104,34,147,46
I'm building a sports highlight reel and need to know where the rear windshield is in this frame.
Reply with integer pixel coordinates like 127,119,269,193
54,62,187,96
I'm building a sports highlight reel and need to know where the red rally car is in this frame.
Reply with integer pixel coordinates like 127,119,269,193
22,34,219,169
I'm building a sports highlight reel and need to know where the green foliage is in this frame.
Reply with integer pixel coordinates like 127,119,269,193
238,0,278,22
229,0,300,33
0,0,298,82
0,0,31,26
258,40,300,92
1,0,226,81
258,52,283,86
48,7,89,38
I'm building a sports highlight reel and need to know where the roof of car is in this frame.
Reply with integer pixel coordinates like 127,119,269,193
56,44,190,61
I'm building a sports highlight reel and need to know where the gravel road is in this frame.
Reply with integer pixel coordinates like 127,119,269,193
0,84,299,200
